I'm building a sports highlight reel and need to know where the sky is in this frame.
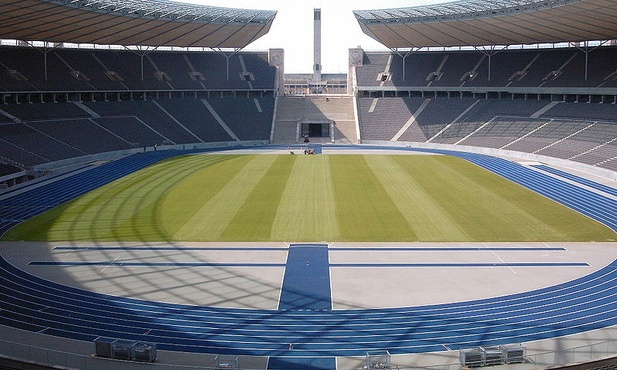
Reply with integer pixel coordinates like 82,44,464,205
174,0,451,74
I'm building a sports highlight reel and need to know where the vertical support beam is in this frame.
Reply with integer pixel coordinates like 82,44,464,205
140,53,144,81
402,54,406,82
210,48,241,81
44,50,48,81
25,41,57,81
572,40,610,82
226,54,230,81
488,53,492,82
584,44,589,81
390,48,418,82
474,45,508,83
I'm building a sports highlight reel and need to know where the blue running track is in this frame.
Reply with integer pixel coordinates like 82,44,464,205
2,255,617,358
1,146,617,367
532,164,617,198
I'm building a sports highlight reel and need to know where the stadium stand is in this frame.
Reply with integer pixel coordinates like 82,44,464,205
0,46,277,94
3,31,617,175
83,100,203,145
0,44,277,169
355,46,617,90
356,94,617,171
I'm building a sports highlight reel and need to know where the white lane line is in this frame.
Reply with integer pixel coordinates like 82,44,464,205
484,242,517,274
100,254,121,273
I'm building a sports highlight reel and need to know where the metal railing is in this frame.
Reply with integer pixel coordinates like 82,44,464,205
2,337,617,370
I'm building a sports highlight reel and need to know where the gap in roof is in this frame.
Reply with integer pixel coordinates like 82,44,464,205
172,0,451,73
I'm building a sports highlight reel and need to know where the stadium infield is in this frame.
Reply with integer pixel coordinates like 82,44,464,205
3,152,614,243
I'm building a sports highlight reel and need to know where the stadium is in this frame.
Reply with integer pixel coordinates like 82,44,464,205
0,0,617,369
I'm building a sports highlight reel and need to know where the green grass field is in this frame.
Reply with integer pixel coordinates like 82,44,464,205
4,154,615,242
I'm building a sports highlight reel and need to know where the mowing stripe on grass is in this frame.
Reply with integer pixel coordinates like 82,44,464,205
330,155,416,241
220,155,295,240
271,156,338,241
174,155,279,240
33,155,228,241
365,155,469,241
421,156,572,241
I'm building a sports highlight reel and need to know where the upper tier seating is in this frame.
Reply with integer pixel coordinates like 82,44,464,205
356,47,617,89
0,47,276,92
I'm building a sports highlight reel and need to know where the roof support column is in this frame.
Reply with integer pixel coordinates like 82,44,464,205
25,41,60,81
474,45,507,82
211,48,242,81
391,48,420,81
126,46,159,82
44,50,48,81
573,40,609,81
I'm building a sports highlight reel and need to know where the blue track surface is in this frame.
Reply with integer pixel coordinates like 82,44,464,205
279,244,332,311
532,164,617,197
2,255,617,358
1,145,617,364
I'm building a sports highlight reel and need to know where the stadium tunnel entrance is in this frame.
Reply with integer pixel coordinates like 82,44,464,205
301,121,330,138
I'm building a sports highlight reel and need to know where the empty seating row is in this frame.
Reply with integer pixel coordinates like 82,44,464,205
356,97,617,171
0,47,276,92
356,47,617,89
0,97,275,167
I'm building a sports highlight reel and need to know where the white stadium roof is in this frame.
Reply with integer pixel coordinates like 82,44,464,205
0,0,277,48
353,0,617,48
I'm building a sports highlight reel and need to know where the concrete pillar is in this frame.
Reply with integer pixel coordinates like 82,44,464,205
268,48,285,96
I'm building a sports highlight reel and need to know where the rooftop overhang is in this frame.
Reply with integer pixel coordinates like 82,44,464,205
353,0,617,49
0,0,277,48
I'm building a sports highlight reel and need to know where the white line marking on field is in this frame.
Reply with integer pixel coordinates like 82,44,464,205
484,243,517,274
100,255,121,274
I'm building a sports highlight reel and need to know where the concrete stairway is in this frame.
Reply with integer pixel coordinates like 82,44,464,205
272,95,357,144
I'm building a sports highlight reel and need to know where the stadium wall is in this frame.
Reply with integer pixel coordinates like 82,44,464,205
29,140,268,173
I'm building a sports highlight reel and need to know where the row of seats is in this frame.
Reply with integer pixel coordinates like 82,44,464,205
0,47,276,92
357,97,617,171
356,46,617,88
0,164,21,177
0,97,275,167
